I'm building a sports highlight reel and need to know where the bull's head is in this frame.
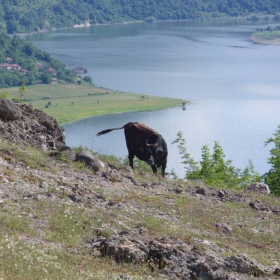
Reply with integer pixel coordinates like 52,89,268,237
141,134,164,167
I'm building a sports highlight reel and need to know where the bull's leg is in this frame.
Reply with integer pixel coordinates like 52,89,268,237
161,161,167,177
151,165,157,174
128,153,134,170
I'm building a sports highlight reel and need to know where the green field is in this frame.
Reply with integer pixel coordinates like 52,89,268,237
2,84,185,125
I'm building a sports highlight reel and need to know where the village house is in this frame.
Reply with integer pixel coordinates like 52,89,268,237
0,63,12,71
72,66,87,74
36,62,47,70
5,57,13,63
0,63,21,72
47,67,57,76
52,78,58,84
21,69,28,75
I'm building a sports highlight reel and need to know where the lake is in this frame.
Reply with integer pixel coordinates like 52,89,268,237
27,20,280,178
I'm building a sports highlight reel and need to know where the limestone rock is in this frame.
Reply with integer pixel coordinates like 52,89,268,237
76,150,108,172
245,182,270,195
224,254,267,276
0,98,22,120
89,233,273,279
59,145,76,161
249,201,271,212
215,223,232,234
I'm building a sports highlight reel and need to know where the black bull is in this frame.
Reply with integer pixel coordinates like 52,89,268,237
96,122,168,176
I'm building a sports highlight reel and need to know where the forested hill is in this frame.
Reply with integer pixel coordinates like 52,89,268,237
0,31,76,88
0,0,280,34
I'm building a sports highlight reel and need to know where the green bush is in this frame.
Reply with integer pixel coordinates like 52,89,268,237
173,131,261,189
263,125,280,195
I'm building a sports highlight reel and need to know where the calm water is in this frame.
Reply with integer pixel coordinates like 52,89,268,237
27,20,280,177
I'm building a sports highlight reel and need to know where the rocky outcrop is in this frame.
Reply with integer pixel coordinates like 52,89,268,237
0,101,64,151
87,232,273,279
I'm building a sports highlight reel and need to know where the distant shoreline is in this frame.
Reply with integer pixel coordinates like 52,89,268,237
23,20,145,37
22,17,272,37
250,33,280,45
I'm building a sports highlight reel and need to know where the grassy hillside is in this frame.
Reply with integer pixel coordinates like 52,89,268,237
0,135,279,279
2,84,185,125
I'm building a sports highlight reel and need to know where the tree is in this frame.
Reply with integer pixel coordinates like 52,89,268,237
26,71,36,85
172,131,199,177
173,131,261,189
18,78,27,100
41,73,53,84
263,125,280,195
83,75,93,85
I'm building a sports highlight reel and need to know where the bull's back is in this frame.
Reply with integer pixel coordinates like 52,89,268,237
123,122,157,150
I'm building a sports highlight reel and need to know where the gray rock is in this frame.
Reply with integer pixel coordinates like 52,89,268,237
0,98,22,120
245,182,270,195
196,187,206,196
76,150,107,172
59,145,76,161
249,201,271,212
215,223,232,234
217,190,226,199
224,254,267,276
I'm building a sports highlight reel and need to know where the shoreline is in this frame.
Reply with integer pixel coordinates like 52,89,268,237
250,33,280,45
22,20,145,37
21,16,276,38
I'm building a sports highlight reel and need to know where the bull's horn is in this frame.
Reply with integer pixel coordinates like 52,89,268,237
146,135,161,147
155,136,161,147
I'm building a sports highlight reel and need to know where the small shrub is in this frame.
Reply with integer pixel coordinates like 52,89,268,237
172,131,261,189
263,124,280,195
0,91,9,99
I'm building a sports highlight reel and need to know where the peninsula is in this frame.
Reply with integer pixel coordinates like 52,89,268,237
2,84,186,125
250,29,280,45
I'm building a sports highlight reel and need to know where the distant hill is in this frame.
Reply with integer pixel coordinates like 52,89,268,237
0,0,280,34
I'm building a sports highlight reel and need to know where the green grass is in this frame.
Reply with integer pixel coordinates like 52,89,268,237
2,84,185,125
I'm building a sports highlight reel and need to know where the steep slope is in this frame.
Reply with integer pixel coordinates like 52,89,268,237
0,102,280,279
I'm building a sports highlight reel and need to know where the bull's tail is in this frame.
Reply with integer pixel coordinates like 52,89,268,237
96,126,125,136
